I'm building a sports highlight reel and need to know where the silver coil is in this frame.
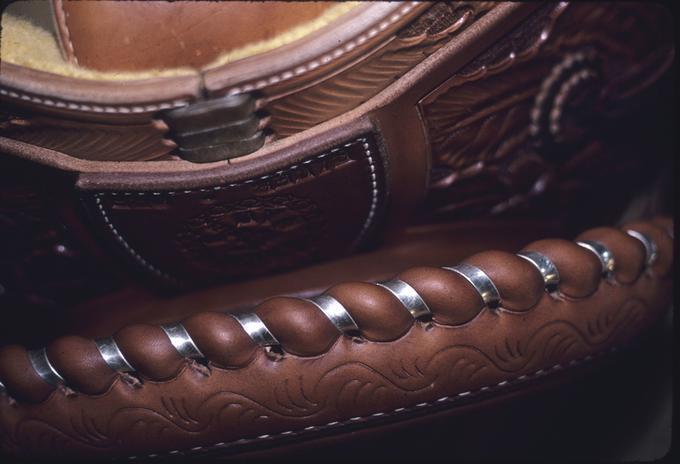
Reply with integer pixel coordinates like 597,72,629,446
444,264,501,309
161,323,204,359
376,279,431,319
308,295,359,334
625,230,658,268
28,348,64,386
95,337,135,373
576,240,615,276
231,313,280,347
517,251,560,292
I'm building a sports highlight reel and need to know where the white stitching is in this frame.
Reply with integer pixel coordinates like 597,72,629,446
57,0,79,66
94,196,180,285
0,88,189,114
132,348,614,460
94,137,379,285
224,2,419,96
352,140,379,248
1,3,418,113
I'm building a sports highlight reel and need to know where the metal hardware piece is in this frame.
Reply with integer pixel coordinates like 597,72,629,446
625,230,658,267
232,313,280,347
163,94,266,163
308,295,359,334
28,348,64,386
445,264,501,309
377,279,431,319
161,323,204,359
95,337,135,372
576,240,615,276
517,251,560,292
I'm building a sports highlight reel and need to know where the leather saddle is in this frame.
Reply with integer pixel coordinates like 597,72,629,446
0,1,674,460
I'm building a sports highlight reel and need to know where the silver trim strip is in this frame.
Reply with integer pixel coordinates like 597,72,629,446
95,337,135,372
377,279,431,319
576,240,615,276
161,323,204,359
444,264,501,309
308,295,359,334
28,348,64,386
517,251,560,291
625,230,658,267
232,313,280,347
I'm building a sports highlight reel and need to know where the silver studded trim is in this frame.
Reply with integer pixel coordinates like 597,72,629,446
377,279,431,319
445,264,501,309
161,323,204,359
95,337,135,372
28,348,64,386
517,251,560,292
626,230,658,267
308,295,359,334
576,240,615,276
232,313,280,347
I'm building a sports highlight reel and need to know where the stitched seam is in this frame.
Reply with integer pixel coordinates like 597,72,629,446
57,0,79,66
94,137,379,285
224,2,419,96
94,195,179,285
1,2,418,113
129,347,615,460
0,88,189,114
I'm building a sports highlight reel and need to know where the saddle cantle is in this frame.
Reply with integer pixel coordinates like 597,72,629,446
0,1,674,460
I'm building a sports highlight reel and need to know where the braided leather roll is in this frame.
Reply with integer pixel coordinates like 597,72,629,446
0,217,673,459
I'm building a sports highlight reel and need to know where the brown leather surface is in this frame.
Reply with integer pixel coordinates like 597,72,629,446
55,1,337,70
0,218,672,459
418,2,674,224
46,337,116,396
0,2,506,162
463,251,544,311
80,134,385,289
64,219,560,341
1,1,671,170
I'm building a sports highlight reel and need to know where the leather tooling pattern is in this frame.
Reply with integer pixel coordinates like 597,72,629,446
0,219,672,459
86,136,382,288
419,2,673,221
266,2,497,137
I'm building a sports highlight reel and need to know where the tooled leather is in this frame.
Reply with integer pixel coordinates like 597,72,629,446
0,218,672,458
82,136,384,288
263,1,498,138
419,2,673,223
0,116,177,162
0,2,490,162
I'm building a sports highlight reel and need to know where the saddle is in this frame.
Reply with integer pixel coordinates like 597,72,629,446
0,1,674,460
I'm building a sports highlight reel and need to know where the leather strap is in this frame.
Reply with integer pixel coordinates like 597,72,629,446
0,217,672,458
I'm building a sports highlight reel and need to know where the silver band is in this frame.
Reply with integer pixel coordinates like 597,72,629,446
28,348,64,386
232,313,280,347
161,323,204,359
576,240,615,276
625,230,658,267
161,323,205,359
445,264,501,309
517,251,560,291
376,279,431,319
95,337,135,372
308,295,359,334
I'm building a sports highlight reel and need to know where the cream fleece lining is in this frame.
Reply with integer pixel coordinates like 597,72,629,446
0,2,359,81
